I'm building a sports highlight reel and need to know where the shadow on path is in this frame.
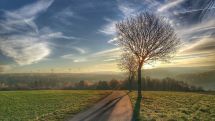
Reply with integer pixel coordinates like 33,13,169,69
69,91,129,121
132,96,142,121
85,93,127,121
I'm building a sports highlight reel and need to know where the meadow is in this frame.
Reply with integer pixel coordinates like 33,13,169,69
129,91,215,121
0,90,110,121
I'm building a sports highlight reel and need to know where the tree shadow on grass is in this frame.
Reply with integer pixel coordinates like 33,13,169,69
132,96,142,121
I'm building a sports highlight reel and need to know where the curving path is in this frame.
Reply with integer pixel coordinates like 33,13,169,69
68,91,133,121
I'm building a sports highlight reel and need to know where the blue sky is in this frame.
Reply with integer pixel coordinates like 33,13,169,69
0,0,214,73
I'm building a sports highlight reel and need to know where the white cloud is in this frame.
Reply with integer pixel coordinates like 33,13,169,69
99,0,138,36
179,37,215,54
92,48,120,57
73,59,86,63
0,0,54,65
99,18,117,35
158,0,185,12
108,37,118,44
0,0,80,66
61,54,75,59
40,31,78,40
54,7,85,26
177,19,215,38
60,46,87,62
11,0,54,19
1,0,54,34
165,37,215,67
0,0,54,35
54,7,75,25
56,7,75,18
39,27,79,40
61,54,86,63
103,58,117,62
175,7,215,14
71,47,86,54
61,47,121,63
118,2,136,17
0,37,50,65
99,1,138,35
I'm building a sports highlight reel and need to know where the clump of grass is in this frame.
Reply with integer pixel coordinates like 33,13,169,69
129,91,215,121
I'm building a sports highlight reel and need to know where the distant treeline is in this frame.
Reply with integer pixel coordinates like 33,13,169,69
0,74,203,91
74,77,203,91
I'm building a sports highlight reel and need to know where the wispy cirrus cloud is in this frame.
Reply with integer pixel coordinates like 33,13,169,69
41,32,78,40
61,54,75,59
39,27,80,40
10,0,54,18
103,58,117,62
61,47,120,63
0,37,50,65
176,19,215,40
92,48,120,57
99,1,138,36
54,7,84,26
0,0,54,65
99,18,117,35
0,0,81,66
179,37,215,54
117,1,136,17
0,0,54,34
71,47,86,54
107,37,118,44
91,47,121,62
175,7,215,14
61,54,87,62
157,0,185,12
60,45,87,62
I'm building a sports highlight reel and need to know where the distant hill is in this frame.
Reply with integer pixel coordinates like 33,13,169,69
174,70,215,90
0,72,124,82
1,66,214,90
142,66,215,90
142,66,215,78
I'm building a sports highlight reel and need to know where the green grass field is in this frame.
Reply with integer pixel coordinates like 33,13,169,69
129,91,215,121
0,90,110,121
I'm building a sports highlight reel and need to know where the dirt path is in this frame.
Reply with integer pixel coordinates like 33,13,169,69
68,91,133,121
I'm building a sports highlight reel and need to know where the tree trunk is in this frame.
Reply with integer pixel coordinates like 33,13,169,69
130,73,134,92
128,73,132,92
137,65,142,97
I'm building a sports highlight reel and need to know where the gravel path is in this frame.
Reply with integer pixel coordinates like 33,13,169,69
68,91,133,121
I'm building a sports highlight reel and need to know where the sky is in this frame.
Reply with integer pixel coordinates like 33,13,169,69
0,0,214,73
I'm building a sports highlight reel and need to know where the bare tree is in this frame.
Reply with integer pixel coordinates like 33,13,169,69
118,52,138,92
116,12,180,97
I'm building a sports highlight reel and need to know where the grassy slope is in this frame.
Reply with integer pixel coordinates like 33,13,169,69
129,91,215,121
0,90,110,121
